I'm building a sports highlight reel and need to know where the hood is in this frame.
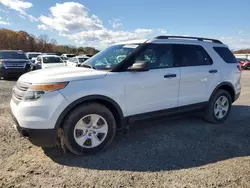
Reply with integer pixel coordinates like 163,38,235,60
19,67,108,84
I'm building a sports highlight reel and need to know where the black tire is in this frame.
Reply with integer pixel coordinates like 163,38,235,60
62,103,116,155
204,89,232,124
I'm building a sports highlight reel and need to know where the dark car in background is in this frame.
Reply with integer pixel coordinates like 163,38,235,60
0,50,30,79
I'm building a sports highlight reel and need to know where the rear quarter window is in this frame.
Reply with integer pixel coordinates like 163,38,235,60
213,47,237,63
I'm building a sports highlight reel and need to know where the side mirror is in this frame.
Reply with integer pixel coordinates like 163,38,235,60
127,61,150,72
29,57,32,60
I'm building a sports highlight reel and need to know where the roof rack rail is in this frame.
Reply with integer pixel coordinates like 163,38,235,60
155,35,223,44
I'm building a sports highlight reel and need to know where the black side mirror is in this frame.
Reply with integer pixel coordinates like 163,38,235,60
29,57,32,59
127,61,150,72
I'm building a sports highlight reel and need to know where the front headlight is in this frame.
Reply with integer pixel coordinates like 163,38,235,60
24,82,68,101
24,90,46,100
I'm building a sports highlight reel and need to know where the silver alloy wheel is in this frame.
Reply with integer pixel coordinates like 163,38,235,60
214,96,229,119
73,114,108,148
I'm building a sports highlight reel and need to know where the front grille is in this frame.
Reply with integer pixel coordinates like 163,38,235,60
4,63,26,68
12,81,31,103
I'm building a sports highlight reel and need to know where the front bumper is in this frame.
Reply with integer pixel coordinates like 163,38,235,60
11,112,57,147
0,67,26,77
10,90,69,147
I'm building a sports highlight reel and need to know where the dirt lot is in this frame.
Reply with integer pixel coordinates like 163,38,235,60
0,72,250,188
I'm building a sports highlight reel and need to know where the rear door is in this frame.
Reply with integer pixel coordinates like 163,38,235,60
173,44,220,106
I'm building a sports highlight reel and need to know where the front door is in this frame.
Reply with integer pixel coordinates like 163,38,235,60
125,43,181,116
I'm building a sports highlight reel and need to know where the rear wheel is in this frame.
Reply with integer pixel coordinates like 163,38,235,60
204,89,232,124
62,103,116,155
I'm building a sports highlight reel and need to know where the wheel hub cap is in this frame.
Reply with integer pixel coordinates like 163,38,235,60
74,114,108,148
214,96,229,119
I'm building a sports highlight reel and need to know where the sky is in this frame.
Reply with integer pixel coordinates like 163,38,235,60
0,0,250,50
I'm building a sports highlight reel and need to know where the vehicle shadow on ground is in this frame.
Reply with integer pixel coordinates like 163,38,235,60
44,105,250,172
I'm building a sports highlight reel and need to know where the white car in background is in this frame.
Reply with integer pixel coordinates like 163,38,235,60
26,52,42,64
32,55,66,70
67,55,90,67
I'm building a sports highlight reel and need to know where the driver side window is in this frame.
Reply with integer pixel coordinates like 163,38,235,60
135,44,174,69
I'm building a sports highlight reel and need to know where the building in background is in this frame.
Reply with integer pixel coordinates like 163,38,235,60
234,54,250,59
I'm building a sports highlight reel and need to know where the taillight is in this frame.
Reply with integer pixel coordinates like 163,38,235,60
237,65,242,71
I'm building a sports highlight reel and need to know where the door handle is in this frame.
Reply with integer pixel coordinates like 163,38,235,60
164,74,177,78
209,69,218,74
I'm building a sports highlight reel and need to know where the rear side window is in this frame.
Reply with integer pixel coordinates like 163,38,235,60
213,47,237,63
173,44,213,67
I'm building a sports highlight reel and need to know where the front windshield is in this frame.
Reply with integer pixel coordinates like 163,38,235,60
28,54,41,58
83,44,139,70
43,56,63,64
0,51,28,60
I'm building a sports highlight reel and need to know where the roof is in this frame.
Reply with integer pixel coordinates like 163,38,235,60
113,36,226,47
155,35,222,44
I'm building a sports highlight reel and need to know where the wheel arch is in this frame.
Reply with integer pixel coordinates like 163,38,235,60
209,82,236,102
55,95,125,131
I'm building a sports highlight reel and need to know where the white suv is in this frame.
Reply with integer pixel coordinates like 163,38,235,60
10,36,241,155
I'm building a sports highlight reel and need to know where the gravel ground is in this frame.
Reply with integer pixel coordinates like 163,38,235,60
0,72,250,188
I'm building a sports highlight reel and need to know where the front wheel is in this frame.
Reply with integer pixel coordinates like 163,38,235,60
204,89,232,124
62,103,116,155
